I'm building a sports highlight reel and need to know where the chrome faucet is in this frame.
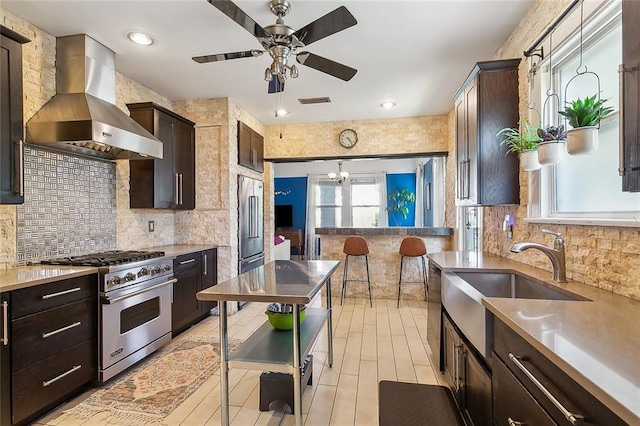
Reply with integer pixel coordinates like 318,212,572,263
510,229,567,283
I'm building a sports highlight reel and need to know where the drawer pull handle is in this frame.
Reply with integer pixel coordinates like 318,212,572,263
41,287,82,300
180,258,196,265
42,365,82,387
42,321,81,339
508,418,525,426
509,353,584,426
1,301,8,345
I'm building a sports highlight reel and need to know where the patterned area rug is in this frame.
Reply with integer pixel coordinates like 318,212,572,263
65,335,240,424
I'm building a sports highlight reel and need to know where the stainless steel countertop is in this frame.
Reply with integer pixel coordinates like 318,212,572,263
196,260,340,304
429,251,640,424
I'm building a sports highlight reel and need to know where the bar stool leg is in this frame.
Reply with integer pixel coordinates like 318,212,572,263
397,255,405,308
341,255,349,305
421,255,428,301
365,254,372,307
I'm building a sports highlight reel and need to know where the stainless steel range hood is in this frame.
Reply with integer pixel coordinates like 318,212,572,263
26,34,163,160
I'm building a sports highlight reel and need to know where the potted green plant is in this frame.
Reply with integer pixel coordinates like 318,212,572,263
536,125,567,165
497,119,542,171
559,94,614,155
386,189,416,226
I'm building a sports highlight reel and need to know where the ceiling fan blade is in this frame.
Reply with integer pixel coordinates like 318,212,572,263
296,52,357,81
207,0,270,38
192,50,263,64
293,6,357,46
268,74,285,94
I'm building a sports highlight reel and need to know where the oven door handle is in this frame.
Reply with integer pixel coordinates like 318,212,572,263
105,278,177,304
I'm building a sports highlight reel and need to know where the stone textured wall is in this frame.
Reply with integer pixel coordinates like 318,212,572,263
1,8,56,267
477,0,640,301
265,115,449,160
319,234,452,301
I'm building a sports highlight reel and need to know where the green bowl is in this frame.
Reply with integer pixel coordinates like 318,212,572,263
265,306,306,330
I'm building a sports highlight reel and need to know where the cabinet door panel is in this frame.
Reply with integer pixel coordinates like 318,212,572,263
462,345,491,426
252,131,264,172
0,32,25,204
173,119,195,209
12,339,95,425
154,113,176,208
465,82,478,203
1,293,11,425
201,249,218,314
12,298,96,370
172,253,203,336
238,122,253,168
442,315,461,394
493,354,557,426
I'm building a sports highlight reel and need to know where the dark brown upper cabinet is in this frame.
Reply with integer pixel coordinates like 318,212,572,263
454,59,520,206
238,121,264,173
1,26,30,205
621,0,640,192
127,102,196,210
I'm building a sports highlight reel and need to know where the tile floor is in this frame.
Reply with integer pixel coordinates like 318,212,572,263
36,296,441,425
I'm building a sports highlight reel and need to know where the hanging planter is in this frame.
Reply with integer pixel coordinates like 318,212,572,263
519,149,542,171
536,125,567,165
497,118,542,172
560,95,613,155
537,140,564,165
567,126,599,155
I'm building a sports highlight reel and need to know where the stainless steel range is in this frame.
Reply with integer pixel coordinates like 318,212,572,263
42,251,175,382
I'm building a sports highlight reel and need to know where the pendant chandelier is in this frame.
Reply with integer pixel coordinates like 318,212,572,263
328,161,349,184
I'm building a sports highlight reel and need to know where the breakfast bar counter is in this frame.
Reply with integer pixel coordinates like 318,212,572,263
196,259,340,426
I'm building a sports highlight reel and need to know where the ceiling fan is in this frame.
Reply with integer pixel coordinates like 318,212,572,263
193,0,358,94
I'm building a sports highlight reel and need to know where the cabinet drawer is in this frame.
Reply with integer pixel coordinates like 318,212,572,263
12,298,96,370
493,354,556,426
12,339,95,424
173,253,202,274
11,274,97,318
493,319,625,425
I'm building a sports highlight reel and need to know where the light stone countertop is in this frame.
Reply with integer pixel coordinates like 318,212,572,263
429,251,640,425
0,244,217,293
0,265,98,292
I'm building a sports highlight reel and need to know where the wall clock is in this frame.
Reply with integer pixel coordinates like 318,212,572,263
339,129,358,148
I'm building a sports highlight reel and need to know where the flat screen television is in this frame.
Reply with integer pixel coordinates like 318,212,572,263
275,204,293,228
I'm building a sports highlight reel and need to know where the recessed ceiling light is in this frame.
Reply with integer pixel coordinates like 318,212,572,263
380,101,396,109
276,109,288,117
127,32,154,46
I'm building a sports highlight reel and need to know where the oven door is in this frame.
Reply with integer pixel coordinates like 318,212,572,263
100,276,175,381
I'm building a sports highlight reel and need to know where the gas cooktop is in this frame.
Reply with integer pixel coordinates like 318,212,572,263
41,250,166,267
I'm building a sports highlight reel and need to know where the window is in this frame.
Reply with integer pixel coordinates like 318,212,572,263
350,177,380,227
531,0,640,223
315,181,342,227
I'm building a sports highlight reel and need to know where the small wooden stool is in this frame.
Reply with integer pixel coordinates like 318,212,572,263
397,236,428,307
341,236,372,307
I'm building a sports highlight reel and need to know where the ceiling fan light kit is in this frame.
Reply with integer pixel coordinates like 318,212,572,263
194,0,358,94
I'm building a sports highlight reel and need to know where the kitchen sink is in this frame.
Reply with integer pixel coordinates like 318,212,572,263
454,271,589,301
442,271,590,359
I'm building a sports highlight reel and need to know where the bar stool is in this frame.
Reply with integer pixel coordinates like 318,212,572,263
397,236,428,308
341,236,372,307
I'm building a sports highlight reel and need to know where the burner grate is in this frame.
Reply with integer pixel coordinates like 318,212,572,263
41,250,165,267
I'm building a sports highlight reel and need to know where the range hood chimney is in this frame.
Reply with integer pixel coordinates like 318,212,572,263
26,34,163,160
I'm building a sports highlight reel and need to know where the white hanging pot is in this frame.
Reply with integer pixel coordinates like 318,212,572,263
537,140,564,165
519,149,542,171
567,126,598,155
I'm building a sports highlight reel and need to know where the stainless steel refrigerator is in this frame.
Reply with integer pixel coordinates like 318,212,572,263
238,175,265,276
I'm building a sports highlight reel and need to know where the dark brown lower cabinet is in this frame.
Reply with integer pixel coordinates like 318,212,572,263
442,313,491,426
1,293,11,426
172,249,218,337
493,318,626,425
8,274,98,426
493,354,556,426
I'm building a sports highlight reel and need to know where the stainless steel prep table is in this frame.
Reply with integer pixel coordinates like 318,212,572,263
196,259,340,426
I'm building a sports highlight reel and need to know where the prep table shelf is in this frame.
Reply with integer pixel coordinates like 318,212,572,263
229,308,328,373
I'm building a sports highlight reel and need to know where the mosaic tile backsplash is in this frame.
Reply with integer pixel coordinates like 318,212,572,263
17,147,117,264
